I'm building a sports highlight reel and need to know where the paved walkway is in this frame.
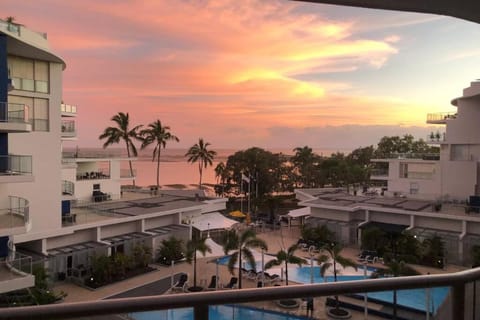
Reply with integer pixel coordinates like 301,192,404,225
52,225,465,319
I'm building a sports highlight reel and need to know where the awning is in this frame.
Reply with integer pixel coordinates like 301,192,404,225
190,212,239,232
359,221,408,234
287,207,311,218
230,210,246,218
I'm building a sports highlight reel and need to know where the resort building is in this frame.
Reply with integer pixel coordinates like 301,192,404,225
297,81,480,266
0,19,227,294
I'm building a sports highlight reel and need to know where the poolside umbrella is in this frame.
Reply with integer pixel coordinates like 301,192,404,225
229,210,246,218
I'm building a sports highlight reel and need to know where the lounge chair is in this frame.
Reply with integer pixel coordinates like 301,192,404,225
206,275,218,291
223,277,238,289
367,255,378,264
171,273,188,293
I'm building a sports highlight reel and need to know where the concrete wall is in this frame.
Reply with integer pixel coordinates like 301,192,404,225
9,60,62,236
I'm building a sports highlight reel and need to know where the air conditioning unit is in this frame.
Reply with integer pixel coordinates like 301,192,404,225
7,78,15,91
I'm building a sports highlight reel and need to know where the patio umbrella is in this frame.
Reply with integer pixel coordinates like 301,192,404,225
229,210,246,218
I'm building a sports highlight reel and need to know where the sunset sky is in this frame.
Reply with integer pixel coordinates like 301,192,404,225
5,0,480,151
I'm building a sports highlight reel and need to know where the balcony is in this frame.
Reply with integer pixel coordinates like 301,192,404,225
60,103,77,117
76,170,110,181
0,155,33,183
61,180,75,196
61,120,76,139
0,267,479,319
0,252,34,295
426,132,446,144
370,168,389,180
426,112,457,124
373,153,440,161
0,103,31,133
0,196,29,237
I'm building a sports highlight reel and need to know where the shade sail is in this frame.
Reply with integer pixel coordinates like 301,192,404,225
287,207,310,218
197,237,225,258
229,210,246,218
190,212,238,232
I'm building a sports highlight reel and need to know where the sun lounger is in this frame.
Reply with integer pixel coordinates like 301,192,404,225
206,275,218,291
171,273,188,293
223,277,238,289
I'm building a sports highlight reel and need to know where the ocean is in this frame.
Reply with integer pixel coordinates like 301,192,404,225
66,147,350,187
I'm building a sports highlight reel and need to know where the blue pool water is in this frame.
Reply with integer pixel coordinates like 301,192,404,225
132,305,309,320
289,265,449,313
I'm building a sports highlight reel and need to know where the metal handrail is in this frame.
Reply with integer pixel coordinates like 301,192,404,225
2,267,479,319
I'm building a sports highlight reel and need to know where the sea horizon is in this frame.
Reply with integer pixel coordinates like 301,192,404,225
64,146,354,187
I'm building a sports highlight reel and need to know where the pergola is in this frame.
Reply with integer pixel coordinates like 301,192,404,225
295,0,480,24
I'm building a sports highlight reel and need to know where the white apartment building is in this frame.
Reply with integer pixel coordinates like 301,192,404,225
297,81,480,266
0,20,226,294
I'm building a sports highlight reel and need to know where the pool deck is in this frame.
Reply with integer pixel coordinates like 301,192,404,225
52,225,466,320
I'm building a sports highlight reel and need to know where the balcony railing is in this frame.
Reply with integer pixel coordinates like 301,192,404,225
76,170,110,180
370,168,388,177
61,180,74,196
0,102,29,123
0,155,32,175
0,251,34,294
1,267,479,319
426,112,457,124
0,155,31,175
9,196,29,222
374,153,440,160
60,103,77,115
61,120,76,136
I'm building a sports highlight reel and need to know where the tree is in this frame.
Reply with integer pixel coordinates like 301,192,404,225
221,229,267,289
214,162,227,196
157,236,185,265
139,120,179,189
265,243,306,285
374,134,439,158
186,237,211,290
318,243,357,315
292,146,317,188
99,112,142,185
185,138,217,189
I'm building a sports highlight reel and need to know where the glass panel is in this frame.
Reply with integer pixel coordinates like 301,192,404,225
35,80,48,93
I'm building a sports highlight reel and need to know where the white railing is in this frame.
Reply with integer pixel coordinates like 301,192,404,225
0,155,32,175
60,103,77,114
0,102,29,123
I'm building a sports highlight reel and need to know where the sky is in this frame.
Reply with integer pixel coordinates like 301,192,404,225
4,0,480,152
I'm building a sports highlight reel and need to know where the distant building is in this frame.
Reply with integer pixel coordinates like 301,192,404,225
0,19,226,294
297,81,480,266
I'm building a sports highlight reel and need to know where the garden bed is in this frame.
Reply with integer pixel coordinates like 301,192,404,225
84,266,156,289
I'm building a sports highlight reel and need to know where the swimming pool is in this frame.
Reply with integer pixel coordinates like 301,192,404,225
287,265,449,313
132,305,309,320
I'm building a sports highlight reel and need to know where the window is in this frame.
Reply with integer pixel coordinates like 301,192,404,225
399,163,408,178
410,182,419,194
8,96,49,131
8,56,49,93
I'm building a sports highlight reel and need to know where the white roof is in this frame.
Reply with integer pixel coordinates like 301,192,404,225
287,207,311,218
190,212,239,232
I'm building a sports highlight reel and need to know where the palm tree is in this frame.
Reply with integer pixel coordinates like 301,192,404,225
318,243,357,315
214,162,226,196
186,237,211,290
99,112,142,185
265,243,306,285
221,229,267,289
185,138,217,189
139,120,179,189
292,146,316,187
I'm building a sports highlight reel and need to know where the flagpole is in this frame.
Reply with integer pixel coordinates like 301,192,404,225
240,174,243,213
248,175,251,215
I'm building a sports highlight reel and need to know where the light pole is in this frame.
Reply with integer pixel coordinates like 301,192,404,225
261,247,265,287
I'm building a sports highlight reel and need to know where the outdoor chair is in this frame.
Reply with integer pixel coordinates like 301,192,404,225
206,275,218,291
171,273,188,293
223,277,238,289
